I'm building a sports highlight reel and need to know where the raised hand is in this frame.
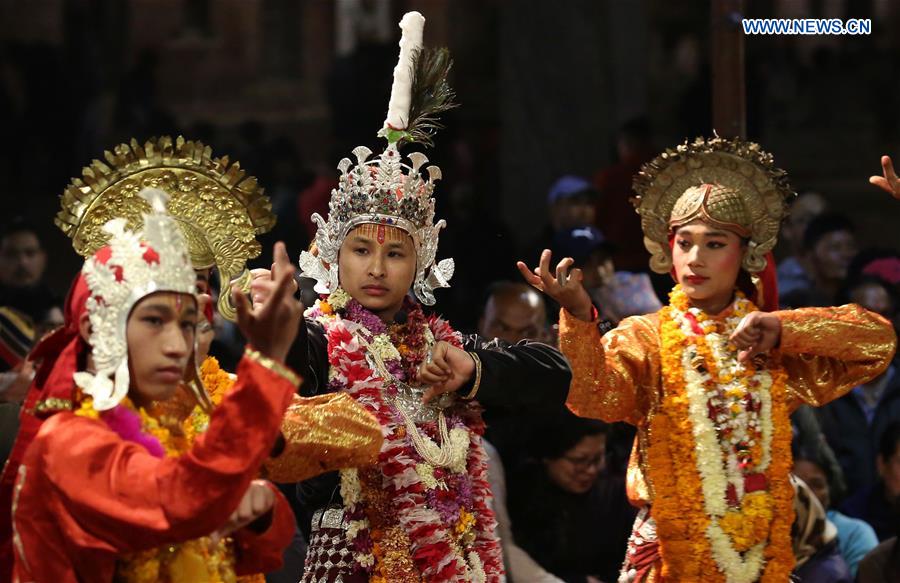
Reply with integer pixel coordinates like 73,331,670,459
418,340,476,403
870,155,900,200
209,479,276,547
729,311,782,363
233,242,303,363
249,242,299,306
517,249,594,321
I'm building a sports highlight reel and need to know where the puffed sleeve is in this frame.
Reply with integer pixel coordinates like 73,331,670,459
559,308,661,425
263,392,383,483
776,304,896,410
29,347,299,553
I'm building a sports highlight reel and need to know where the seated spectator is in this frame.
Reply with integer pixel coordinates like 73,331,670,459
477,281,555,466
791,475,852,583
848,248,900,328
553,225,661,325
793,450,878,577
776,191,827,298
857,537,900,583
0,218,58,323
820,275,900,496
479,281,552,344
507,409,635,583
856,484,899,583
780,212,857,308
526,176,598,263
841,421,900,540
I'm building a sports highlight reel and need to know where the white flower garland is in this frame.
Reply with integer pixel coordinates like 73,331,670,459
672,298,776,582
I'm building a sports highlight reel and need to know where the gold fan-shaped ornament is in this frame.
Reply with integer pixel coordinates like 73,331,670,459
631,135,795,274
57,136,275,320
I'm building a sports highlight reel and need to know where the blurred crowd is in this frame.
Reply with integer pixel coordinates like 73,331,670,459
1,117,899,583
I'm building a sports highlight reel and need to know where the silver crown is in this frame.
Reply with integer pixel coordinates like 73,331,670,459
73,188,196,410
299,142,454,305
298,11,455,306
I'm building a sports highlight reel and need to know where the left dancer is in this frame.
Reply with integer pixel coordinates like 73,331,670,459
12,189,302,582
0,137,383,581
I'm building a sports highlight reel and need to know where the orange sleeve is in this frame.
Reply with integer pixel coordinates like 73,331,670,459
559,308,660,425
263,392,383,483
776,304,897,410
35,348,299,553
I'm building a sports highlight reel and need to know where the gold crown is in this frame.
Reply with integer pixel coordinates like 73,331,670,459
632,136,794,274
57,136,275,319
670,183,753,237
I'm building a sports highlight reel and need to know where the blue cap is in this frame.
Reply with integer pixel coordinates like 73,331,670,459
553,225,614,265
547,175,594,205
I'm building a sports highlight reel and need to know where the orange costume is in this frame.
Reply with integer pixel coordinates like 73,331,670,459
12,351,298,583
9,191,301,583
557,137,898,582
561,303,895,581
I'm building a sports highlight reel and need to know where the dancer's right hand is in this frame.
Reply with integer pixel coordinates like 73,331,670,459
233,242,302,363
517,249,594,322
249,242,299,306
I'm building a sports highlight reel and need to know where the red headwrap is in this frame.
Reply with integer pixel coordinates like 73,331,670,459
0,251,100,577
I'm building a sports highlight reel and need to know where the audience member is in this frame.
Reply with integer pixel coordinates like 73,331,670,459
593,118,656,272
820,275,900,496
791,475,853,583
780,212,857,308
777,191,828,297
793,449,878,577
841,421,900,541
506,410,635,583
553,225,661,325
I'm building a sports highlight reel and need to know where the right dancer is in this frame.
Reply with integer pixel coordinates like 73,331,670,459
519,136,897,582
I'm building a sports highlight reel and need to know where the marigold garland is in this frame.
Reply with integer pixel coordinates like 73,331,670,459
649,286,795,582
74,395,237,582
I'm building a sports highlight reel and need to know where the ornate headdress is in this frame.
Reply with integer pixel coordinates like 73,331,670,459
73,189,196,411
632,136,795,274
298,11,457,305
56,136,275,320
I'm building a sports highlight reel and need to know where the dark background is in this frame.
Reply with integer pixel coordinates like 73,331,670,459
1,0,898,329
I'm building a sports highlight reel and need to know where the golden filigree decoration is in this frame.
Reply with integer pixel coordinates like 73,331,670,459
56,136,275,320
631,135,795,274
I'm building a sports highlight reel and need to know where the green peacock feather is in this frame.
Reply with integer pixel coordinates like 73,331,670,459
397,47,458,148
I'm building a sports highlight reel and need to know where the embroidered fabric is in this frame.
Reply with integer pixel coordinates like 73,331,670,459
302,507,355,583
73,188,195,410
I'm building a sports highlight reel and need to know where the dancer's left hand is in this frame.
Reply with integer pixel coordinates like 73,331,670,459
209,479,276,548
870,155,900,200
418,341,476,403
730,311,782,362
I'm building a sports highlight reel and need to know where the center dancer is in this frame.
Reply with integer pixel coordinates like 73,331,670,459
251,12,571,582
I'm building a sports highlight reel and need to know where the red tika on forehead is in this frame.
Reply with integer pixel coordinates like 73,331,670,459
355,222,411,245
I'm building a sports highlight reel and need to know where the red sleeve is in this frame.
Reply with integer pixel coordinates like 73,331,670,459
233,484,296,575
37,349,298,552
